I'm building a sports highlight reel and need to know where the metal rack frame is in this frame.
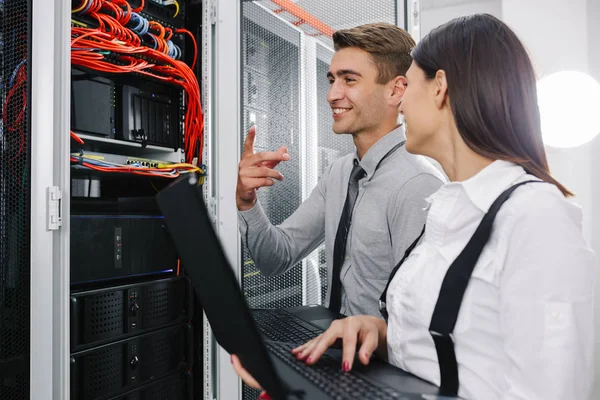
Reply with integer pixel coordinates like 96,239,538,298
27,1,407,399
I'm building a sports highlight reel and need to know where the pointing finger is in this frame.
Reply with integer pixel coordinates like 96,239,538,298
242,126,256,157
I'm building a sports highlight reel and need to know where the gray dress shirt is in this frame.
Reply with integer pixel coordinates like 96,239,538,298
238,126,446,317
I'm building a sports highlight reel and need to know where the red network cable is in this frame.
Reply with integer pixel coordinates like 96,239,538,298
70,155,200,178
3,62,28,167
71,0,204,165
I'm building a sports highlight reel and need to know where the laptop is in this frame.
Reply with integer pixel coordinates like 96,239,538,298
157,175,449,400
251,305,334,344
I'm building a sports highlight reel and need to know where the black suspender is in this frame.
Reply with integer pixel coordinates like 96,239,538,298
380,180,540,396
379,224,425,321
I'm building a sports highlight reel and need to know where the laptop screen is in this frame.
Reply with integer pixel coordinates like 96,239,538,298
156,175,289,399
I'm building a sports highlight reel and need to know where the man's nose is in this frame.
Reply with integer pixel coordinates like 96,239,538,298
328,81,344,104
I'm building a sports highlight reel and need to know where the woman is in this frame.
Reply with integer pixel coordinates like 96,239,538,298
233,14,595,400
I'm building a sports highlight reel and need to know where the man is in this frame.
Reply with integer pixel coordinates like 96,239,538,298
236,23,446,317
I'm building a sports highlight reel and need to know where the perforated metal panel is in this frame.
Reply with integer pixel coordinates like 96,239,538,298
0,0,32,399
241,3,397,398
242,2,303,310
141,286,170,325
107,370,192,400
84,345,125,397
146,331,177,376
0,374,28,400
87,291,125,342
259,0,397,46
71,277,189,351
71,324,190,400
135,371,189,400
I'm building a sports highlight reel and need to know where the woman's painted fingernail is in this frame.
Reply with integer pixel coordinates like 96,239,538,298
306,356,313,363
342,361,350,372
258,392,272,400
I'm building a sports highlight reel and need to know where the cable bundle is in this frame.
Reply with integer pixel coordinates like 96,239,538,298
127,13,182,60
71,0,203,165
150,0,180,18
71,152,203,179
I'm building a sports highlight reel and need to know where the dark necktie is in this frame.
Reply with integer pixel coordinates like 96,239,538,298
329,160,366,313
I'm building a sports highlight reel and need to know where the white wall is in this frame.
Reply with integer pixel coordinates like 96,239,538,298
420,0,501,37
503,0,599,394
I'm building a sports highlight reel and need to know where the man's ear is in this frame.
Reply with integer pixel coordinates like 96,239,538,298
433,70,448,109
390,76,407,106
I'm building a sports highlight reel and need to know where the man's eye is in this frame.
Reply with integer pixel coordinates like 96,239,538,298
328,80,334,85
345,78,355,83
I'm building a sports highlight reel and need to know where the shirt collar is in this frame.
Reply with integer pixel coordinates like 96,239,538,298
457,160,527,213
353,125,406,178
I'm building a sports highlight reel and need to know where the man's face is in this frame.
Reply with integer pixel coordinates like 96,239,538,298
327,47,389,135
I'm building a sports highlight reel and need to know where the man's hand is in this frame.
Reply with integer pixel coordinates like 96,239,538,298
236,126,290,211
292,316,388,372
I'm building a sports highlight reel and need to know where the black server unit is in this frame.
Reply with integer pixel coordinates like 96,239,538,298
70,324,192,400
70,214,178,284
0,0,32,399
70,277,192,352
104,370,193,400
70,231,194,400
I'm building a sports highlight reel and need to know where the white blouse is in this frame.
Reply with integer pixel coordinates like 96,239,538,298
386,160,595,400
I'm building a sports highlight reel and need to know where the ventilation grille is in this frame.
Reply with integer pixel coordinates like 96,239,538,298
105,371,189,400
0,0,32,398
142,373,185,400
141,328,181,380
241,5,303,312
72,278,188,350
87,291,124,341
85,346,124,396
141,287,169,325
0,373,29,400
150,335,171,371
73,325,188,400
244,385,261,400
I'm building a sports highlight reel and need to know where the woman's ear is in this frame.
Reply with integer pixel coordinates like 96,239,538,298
390,76,407,106
433,70,448,109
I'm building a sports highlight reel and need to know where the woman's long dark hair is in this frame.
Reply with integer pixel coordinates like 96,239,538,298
412,14,572,196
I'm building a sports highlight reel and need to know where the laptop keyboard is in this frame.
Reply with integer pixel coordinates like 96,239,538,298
266,341,416,400
252,309,323,344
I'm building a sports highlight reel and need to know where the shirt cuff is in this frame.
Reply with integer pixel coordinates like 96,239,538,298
237,200,271,235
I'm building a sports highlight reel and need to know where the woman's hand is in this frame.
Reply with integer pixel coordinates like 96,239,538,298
292,315,388,372
230,355,271,399
230,315,387,398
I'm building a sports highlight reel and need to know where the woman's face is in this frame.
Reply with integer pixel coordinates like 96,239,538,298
399,61,442,157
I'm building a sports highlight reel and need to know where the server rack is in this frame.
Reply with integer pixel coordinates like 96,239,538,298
15,0,408,399
66,1,203,398
0,1,33,398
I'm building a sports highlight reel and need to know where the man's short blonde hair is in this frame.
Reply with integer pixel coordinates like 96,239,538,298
333,23,415,84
